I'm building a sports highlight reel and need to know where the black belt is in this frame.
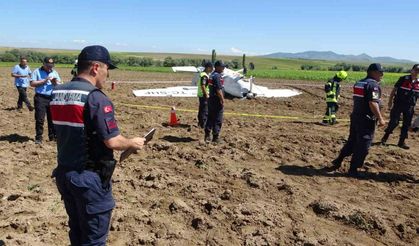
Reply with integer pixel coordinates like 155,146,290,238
35,93,52,99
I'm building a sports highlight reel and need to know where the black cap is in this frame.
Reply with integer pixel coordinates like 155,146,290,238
43,57,54,67
214,60,226,67
411,64,419,71
78,45,117,69
203,61,213,68
367,63,384,72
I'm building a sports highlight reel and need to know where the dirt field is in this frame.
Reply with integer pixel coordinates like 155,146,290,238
0,67,418,246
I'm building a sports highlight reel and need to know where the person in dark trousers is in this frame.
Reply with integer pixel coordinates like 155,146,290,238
322,70,347,125
11,57,34,111
197,61,213,128
205,60,226,143
412,116,419,132
380,64,419,149
50,45,145,245
326,63,385,177
30,57,61,144
71,59,78,79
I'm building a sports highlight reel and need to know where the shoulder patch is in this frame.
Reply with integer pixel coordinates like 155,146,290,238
104,105,113,113
105,118,118,133
372,90,380,100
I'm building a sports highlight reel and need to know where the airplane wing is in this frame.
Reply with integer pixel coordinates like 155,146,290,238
172,66,199,73
251,85,301,98
133,86,197,97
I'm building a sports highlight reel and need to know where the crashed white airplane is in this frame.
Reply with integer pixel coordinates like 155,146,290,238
133,52,300,98
133,66,300,98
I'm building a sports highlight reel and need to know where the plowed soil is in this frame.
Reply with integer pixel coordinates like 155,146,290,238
0,67,418,246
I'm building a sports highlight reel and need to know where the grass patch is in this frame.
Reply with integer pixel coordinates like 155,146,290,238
0,60,404,85
248,69,401,85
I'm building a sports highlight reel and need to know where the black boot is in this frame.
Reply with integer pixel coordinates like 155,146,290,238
324,157,342,172
397,139,409,150
212,134,220,143
381,132,390,145
204,131,211,143
332,158,342,168
348,167,360,178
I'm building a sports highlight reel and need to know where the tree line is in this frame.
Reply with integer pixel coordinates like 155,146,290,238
0,49,243,69
300,62,411,73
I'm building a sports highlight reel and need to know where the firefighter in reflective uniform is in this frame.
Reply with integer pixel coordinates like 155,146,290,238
205,60,226,143
327,64,385,177
381,64,419,149
322,70,347,125
197,62,213,128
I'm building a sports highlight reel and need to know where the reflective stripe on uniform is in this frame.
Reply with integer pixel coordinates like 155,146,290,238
325,81,338,103
52,120,84,127
197,72,209,97
51,89,88,127
353,81,367,98
50,104,85,125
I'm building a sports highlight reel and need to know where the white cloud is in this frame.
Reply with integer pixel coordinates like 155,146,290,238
228,47,261,56
72,39,87,44
231,47,244,54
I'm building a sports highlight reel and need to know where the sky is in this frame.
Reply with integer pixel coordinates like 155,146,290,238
0,0,418,61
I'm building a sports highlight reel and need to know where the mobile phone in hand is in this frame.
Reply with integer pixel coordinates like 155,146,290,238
119,128,156,163
144,128,156,144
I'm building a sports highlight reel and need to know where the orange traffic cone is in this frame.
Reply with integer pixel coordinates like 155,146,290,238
169,106,178,126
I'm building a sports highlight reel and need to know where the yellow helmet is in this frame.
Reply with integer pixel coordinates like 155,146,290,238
336,70,348,80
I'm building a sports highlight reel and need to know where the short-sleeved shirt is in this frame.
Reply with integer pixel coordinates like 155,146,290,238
208,71,224,102
86,90,120,141
31,67,61,96
352,77,381,118
51,78,120,169
84,89,120,162
393,75,419,106
12,64,31,87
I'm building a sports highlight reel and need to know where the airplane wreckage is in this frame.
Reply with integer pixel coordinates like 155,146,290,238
133,51,301,98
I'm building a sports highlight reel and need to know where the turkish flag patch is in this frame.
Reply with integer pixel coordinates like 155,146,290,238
103,105,113,113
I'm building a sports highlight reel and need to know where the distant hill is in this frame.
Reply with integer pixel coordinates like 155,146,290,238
262,51,416,64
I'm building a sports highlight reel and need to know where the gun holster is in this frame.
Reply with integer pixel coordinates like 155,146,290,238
85,159,117,189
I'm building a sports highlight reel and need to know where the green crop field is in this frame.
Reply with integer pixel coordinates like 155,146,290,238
116,65,172,73
0,47,411,85
0,62,404,85
248,69,402,85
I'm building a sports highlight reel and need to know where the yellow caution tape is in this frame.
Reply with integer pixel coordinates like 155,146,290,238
118,102,350,122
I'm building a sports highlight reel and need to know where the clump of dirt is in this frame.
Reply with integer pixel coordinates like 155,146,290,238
0,67,417,245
